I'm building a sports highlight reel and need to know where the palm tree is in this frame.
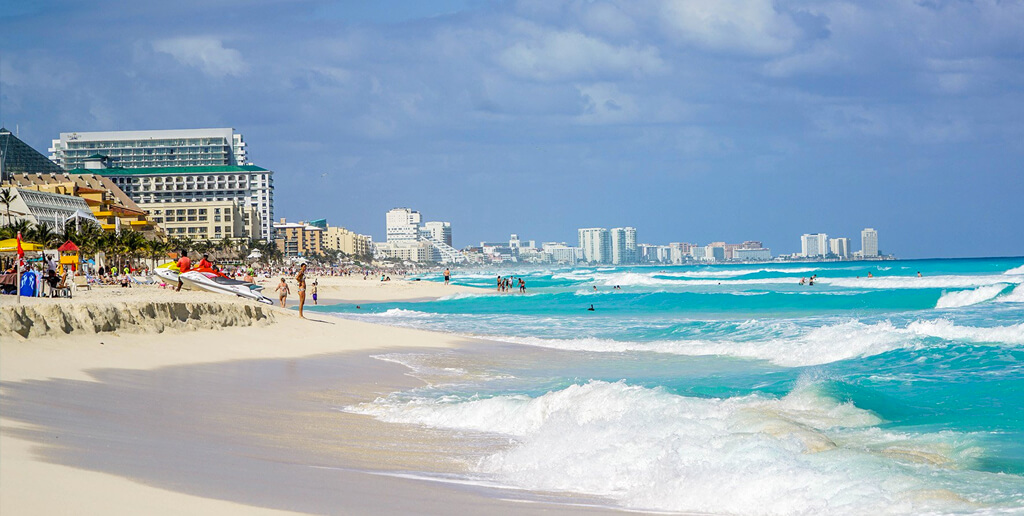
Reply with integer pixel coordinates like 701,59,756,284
121,231,148,270
146,238,171,269
28,223,61,248
0,188,17,226
4,219,33,241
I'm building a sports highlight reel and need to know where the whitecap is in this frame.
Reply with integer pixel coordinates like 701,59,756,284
935,285,1008,308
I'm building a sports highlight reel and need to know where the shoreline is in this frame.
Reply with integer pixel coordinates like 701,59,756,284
0,277,639,515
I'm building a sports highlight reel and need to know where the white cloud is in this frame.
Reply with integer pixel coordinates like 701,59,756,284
498,29,667,81
658,0,802,55
153,37,248,77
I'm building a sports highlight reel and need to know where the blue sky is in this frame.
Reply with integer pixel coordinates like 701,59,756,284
2,0,1022,257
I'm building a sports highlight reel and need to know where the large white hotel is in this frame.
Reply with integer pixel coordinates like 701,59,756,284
49,128,274,241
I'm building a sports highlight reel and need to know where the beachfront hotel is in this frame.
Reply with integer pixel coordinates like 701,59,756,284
861,228,879,257
377,207,464,263
610,227,638,265
49,128,248,170
801,233,829,258
69,157,274,242
2,127,159,235
578,227,639,265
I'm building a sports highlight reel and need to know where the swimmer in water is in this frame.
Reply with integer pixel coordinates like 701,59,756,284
588,304,595,311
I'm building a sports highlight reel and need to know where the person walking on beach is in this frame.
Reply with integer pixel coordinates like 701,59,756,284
275,277,290,308
296,263,307,319
311,280,318,305
175,251,191,292
444,268,450,285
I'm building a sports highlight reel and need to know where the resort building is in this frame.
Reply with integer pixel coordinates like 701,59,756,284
273,219,324,258
610,227,638,265
8,172,161,237
861,228,879,257
74,160,274,241
380,207,463,263
386,208,422,243
830,237,851,259
423,221,452,247
49,128,248,170
376,240,439,263
801,233,829,258
1,186,98,229
578,228,611,264
145,201,259,241
733,248,772,260
323,225,373,258
542,242,583,264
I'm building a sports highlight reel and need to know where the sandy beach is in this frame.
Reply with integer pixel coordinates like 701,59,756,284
0,276,632,515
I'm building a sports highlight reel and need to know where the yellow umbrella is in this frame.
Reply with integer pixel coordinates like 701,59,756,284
0,238,44,252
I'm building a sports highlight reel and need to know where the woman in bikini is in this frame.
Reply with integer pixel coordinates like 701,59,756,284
296,263,307,319
275,277,290,308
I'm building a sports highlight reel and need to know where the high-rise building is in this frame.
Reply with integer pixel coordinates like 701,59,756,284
386,208,422,243
578,228,611,264
79,158,274,242
274,218,324,258
50,128,248,170
829,237,851,258
704,245,726,262
423,221,452,247
323,225,372,258
861,228,879,257
610,227,637,264
801,233,829,258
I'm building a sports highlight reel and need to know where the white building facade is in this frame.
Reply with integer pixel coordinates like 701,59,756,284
578,228,611,264
386,208,422,243
422,221,452,247
610,227,637,265
84,163,274,242
734,248,772,260
861,228,879,257
829,237,851,258
50,128,248,170
801,233,829,258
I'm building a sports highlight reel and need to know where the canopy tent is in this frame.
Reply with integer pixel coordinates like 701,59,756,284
0,238,44,252
65,209,99,224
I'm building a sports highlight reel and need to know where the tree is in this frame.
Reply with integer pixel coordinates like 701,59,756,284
0,188,17,226
28,223,62,248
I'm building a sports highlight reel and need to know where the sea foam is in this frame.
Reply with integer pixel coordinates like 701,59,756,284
349,380,994,515
491,319,1024,366
935,285,1008,308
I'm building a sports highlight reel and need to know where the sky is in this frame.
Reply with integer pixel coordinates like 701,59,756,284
1,0,1023,258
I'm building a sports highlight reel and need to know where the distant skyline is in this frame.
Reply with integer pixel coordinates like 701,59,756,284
2,0,1023,258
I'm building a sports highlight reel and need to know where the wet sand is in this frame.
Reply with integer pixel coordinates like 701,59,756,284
0,282,637,515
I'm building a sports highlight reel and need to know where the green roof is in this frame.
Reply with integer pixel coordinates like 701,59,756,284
68,164,269,176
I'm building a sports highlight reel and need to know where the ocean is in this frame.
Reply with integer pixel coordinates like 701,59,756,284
313,258,1024,515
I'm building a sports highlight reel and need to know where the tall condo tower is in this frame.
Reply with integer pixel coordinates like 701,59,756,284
861,228,879,257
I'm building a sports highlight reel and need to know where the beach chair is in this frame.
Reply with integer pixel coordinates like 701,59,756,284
52,273,72,298
72,274,91,293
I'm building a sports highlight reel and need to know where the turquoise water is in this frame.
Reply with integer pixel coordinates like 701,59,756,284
316,258,1024,514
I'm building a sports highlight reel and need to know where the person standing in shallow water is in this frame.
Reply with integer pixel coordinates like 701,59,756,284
296,263,307,319
444,268,450,285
